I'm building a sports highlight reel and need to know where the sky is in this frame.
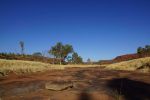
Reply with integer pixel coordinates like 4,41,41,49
0,0,150,61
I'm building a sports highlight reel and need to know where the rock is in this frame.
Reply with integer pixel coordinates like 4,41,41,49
45,82,73,91
0,72,4,77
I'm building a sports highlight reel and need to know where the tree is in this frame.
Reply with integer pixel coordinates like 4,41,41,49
49,42,73,65
72,52,83,64
32,52,42,57
77,56,83,64
19,41,24,55
137,47,143,54
72,52,78,64
87,58,91,64
145,45,150,49
137,45,150,55
62,44,73,60
145,45,150,53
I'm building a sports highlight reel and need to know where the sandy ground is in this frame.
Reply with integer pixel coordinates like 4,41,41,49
0,67,150,100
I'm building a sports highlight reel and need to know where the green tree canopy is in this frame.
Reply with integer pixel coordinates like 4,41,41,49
72,52,83,64
49,42,74,64
137,47,143,54
145,45,150,52
137,45,150,54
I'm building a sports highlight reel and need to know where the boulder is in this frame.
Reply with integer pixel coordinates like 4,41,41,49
45,81,73,91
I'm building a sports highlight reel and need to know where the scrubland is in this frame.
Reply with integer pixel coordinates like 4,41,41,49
0,59,101,76
106,57,150,72
1,57,150,77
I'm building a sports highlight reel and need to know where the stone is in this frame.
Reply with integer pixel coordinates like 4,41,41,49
45,82,73,91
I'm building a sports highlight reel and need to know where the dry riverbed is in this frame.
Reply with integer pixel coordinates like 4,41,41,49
0,67,150,100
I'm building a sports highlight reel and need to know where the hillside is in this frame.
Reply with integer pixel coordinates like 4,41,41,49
0,53,61,64
113,53,150,62
105,57,150,72
98,53,150,65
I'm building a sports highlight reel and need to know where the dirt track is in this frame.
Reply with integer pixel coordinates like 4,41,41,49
0,67,150,100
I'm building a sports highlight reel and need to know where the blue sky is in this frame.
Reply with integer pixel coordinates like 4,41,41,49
0,0,150,61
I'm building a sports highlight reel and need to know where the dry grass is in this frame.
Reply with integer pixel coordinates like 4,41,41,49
0,59,65,76
105,57,150,72
64,64,102,68
0,59,101,76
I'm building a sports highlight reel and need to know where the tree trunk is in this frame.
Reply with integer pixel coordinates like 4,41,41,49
53,58,55,65
59,58,62,65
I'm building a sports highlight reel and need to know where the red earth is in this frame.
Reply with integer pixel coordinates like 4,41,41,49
0,67,150,100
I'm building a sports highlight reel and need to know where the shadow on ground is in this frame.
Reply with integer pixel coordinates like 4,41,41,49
79,90,91,100
107,78,150,100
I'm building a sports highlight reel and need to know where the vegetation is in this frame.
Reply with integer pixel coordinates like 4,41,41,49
0,41,84,65
137,45,150,55
97,60,113,65
0,52,60,64
32,52,42,57
87,58,92,64
0,59,101,76
48,42,83,64
114,44,150,62
48,42,74,65
2,41,150,66
0,59,65,76
0,52,83,65
98,44,150,65
19,41,25,54
72,52,83,64
105,57,150,72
